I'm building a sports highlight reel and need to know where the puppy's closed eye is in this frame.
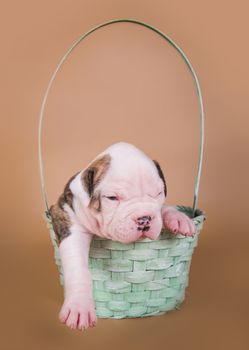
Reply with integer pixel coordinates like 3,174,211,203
148,191,163,199
106,196,119,201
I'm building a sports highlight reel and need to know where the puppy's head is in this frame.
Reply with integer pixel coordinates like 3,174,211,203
81,143,167,243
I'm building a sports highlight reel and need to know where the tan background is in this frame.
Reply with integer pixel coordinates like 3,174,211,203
1,0,249,349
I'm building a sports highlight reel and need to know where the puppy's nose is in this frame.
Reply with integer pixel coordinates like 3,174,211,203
136,215,152,226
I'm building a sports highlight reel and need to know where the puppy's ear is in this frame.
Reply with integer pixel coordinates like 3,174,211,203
88,190,102,212
81,154,112,200
153,159,167,197
86,168,95,197
58,171,81,211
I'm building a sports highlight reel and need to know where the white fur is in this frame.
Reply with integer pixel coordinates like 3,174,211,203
68,142,165,242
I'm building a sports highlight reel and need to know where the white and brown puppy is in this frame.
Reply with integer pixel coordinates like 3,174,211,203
50,142,196,331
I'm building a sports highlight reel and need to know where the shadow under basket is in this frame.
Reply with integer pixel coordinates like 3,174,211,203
44,205,206,319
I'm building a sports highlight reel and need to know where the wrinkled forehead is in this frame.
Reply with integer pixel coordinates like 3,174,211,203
99,156,163,193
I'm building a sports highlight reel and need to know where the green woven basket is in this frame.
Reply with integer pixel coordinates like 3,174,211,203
38,19,206,319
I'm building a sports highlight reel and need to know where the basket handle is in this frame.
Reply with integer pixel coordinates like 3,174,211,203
38,18,204,217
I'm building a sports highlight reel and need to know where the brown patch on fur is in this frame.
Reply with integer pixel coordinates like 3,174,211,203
88,191,102,212
49,203,72,244
81,154,112,199
58,171,80,211
48,171,80,244
153,159,167,197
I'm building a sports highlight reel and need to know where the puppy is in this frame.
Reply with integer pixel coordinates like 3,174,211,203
49,142,196,331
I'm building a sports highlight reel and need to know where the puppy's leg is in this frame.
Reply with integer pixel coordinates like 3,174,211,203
58,225,97,331
161,205,196,237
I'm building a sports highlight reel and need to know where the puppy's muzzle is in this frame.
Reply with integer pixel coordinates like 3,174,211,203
136,215,152,232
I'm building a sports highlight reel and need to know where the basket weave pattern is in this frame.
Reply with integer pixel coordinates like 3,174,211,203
45,206,205,319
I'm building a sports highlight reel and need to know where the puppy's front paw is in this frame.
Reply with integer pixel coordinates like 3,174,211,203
162,208,196,237
59,294,97,331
